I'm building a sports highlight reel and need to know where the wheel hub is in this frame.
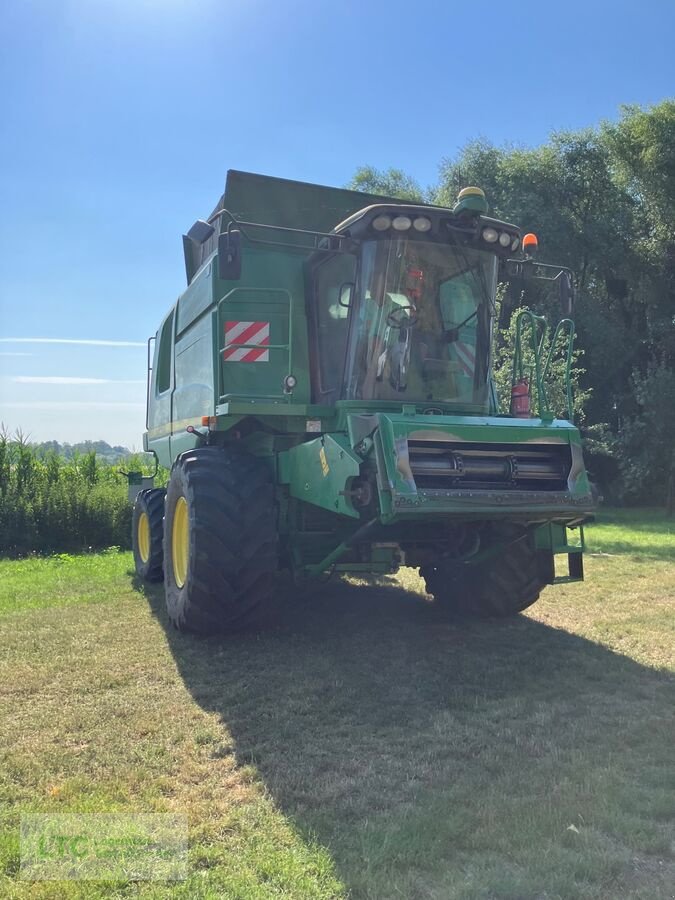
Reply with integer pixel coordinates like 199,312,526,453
172,496,189,588
137,511,150,563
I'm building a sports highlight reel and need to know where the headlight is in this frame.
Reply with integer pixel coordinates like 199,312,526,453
511,236,520,251
372,214,392,231
499,232,511,247
392,215,412,231
413,216,432,232
482,227,498,243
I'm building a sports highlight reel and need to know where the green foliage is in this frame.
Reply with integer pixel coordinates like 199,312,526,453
618,360,675,503
0,430,166,557
604,101,675,225
578,421,621,499
492,297,590,420
347,165,426,201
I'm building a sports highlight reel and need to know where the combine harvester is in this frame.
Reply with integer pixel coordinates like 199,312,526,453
131,171,595,632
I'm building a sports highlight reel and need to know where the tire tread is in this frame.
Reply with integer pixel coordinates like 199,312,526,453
163,446,278,634
422,528,546,618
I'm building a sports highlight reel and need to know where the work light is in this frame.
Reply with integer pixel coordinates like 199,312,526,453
392,216,412,231
372,215,392,231
413,216,432,232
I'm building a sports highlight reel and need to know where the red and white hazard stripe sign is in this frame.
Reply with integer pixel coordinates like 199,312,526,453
223,321,270,362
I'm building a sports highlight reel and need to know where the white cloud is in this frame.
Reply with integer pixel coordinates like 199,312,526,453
11,376,146,385
0,352,34,357
0,338,145,347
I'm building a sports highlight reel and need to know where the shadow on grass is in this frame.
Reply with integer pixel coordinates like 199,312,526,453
138,575,675,895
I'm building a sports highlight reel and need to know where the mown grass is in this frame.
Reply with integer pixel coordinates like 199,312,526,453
584,507,675,562
0,509,673,898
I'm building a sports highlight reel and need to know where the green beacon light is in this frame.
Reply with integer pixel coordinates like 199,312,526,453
453,186,489,216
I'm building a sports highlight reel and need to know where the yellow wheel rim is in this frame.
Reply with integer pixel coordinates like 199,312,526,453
138,511,151,563
172,496,189,588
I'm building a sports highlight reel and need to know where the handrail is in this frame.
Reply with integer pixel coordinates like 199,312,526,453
209,207,351,255
513,311,550,420
145,335,155,430
542,318,575,420
512,310,575,422
216,287,294,403
506,259,575,283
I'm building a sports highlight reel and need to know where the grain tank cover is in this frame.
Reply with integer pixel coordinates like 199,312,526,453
185,170,427,283
215,169,415,233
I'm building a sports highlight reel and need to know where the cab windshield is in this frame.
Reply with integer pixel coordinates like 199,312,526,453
343,239,497,410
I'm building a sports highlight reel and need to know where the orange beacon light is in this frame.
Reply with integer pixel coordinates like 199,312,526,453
522,233,538,256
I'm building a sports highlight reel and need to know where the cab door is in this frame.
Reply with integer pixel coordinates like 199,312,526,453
146,309,175,467
308,252,357,403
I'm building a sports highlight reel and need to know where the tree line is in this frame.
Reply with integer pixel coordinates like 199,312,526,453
349,100,675,506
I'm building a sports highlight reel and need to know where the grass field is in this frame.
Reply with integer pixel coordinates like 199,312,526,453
0,509,673,899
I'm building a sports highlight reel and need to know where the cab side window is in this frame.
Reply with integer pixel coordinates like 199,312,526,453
314,253,356,399
155,311,174,395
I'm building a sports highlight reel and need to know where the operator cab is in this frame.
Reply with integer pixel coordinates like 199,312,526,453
309,199,520,413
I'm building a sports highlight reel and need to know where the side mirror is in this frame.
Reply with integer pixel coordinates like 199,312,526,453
218,230,242,281
338,281,355,308
186,219,215,244
558,271,574,318
183,220,217,284
504,259,576,319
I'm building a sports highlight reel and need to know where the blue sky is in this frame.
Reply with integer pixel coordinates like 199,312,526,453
1,0,673,449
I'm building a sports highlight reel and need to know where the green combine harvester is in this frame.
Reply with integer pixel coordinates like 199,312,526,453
131,171,595,633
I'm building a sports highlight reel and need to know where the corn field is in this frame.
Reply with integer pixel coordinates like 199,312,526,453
0,429,161,556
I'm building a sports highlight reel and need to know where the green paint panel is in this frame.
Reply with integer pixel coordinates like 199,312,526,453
217,247,311,405
279,434,362,519
535,521,584,553
379,412,577,442
176,263,215,334
368,412,595,524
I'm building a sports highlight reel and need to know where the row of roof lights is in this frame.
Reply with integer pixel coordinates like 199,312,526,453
482,227,520,251
372,213,519,252
372,214,432,233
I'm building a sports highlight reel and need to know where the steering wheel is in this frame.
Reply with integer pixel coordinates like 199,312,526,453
386,305,418,328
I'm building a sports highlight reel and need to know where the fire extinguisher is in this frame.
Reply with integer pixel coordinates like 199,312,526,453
510,378,531,418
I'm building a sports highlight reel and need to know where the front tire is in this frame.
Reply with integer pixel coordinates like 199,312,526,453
163,446,278,634
421,526,546,617
132,488,165,582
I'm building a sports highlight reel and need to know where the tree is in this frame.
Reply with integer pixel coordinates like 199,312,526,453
347,166,425,202
602,101,675,366
618,360,675,503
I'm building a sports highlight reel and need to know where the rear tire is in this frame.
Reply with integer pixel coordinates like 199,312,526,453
421,526,546,617
132,488,165,582
163,445,278,634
